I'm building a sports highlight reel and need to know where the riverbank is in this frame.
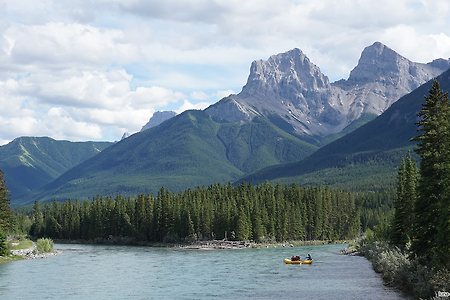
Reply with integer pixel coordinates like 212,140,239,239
339,241,360,256
0,238,61,264
11,244,61,260
54,237,349,250
0,255,23,264
345,237,449,299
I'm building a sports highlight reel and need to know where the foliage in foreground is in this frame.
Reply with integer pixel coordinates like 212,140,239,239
411,80,450,269
361,81,450,299
36,238,54,253
359,236,449,298
30,183,360,243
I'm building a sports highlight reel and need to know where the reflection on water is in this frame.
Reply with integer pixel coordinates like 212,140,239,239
0,243,405,299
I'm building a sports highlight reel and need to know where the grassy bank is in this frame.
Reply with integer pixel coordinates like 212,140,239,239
9,239,33,250
0,237,33,264
0,236,59,264
0,255,23,264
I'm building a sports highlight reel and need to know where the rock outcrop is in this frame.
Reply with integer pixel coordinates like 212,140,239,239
141,111,177,131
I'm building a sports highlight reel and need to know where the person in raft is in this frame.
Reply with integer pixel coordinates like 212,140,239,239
306,253,312,260
291,255,301,261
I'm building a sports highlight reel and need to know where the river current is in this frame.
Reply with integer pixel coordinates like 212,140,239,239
0,243,405,299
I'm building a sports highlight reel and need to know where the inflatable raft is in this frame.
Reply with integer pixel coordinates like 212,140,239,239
283,258,313,264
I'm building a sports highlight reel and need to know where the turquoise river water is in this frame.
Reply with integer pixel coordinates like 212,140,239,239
0,243,406,299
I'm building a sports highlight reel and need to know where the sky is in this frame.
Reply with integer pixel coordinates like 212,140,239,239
1,0,450,145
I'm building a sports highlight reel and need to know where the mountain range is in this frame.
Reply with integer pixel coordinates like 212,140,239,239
206,42,449,139
240,68,450,190
33,111,317,201
2,42,450,203
0,137,112,202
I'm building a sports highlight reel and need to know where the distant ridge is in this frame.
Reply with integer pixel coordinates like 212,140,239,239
33,110,317,201
0,137,112,203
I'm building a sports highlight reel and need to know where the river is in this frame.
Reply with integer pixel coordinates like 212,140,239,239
0,243,405,299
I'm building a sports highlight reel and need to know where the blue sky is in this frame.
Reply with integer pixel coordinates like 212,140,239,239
1,0,450,144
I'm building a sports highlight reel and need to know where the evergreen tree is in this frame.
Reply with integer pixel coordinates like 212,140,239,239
252,204,266,242
391,155,418,250
0,230,8,256
235,206,251,241
412,80,450,268
0,169,12,232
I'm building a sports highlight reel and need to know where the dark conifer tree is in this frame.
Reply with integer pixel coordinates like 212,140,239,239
392,155,418,250
412,80,450,268
0,170,9,256
31,201,44,237
0,169,11,233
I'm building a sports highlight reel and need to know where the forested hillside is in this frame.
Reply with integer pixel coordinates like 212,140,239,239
0,137,112,203
33,111,317,201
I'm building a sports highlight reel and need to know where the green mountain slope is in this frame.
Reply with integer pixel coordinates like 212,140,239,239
239,69,450,191
35,110,318,201
0,137,112,202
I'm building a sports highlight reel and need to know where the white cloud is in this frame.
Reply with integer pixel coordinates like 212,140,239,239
175,100,210,114
46,107,103,140
381,25,450,62
190,91,209,101
3,22,138,67
215,89,235,99
0,65,188,142
129,86,184,109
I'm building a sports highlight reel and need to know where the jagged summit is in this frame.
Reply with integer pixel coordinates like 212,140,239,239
348,42,408,82
428,58,450,70
336,41,448,118
206,47,338,136
141,111,177,131
347,41,440,89
206,43,450,138
242,48,330,97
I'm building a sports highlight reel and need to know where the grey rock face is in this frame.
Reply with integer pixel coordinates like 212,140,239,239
206,42,449,138
141,111,177,131
336,42,447,118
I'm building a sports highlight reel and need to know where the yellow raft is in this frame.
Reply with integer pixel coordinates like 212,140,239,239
283,258,313,265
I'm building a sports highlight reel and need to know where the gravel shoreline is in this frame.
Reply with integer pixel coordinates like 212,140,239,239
11,243,61,260
179,240,254,250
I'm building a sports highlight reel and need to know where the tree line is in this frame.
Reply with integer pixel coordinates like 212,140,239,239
30,183,360,243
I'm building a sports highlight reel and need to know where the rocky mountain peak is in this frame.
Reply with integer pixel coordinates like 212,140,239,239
206,42,450,138
428,58,450,71
241,48,330,97
348,42,411,83
141,111,177,131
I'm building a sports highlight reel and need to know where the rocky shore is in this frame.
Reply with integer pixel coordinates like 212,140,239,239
179,239,347,250
11,242,61,260
180,240,255,250
340,245,360,256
